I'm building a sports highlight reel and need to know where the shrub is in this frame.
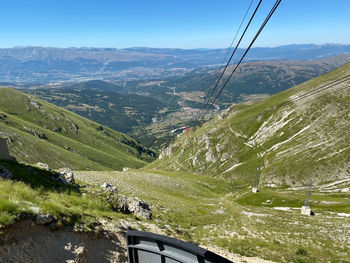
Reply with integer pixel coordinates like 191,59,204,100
296,248,308,256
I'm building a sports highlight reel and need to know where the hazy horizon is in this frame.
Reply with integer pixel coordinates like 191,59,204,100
1,43,350,50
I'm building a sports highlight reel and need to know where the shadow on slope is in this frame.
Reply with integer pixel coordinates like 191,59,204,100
0,160,76,192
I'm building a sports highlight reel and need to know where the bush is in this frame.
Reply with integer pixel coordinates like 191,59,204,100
296,248,308,256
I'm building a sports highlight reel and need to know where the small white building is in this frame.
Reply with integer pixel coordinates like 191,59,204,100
301,205,313,216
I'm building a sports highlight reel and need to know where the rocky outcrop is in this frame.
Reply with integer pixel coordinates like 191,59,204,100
107,193,152,220
127,198,152,220
116,195,129,213
56,168,75,184
205,149,217,163
102,182,118,194
36,214,54,225
36,162,51,171
158,143,179,159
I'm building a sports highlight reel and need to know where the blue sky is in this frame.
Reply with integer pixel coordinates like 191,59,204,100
0,0,349,49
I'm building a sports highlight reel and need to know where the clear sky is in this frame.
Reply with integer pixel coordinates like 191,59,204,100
0,0,349,49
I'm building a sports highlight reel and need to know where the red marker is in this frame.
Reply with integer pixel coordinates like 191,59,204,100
185,126,190,136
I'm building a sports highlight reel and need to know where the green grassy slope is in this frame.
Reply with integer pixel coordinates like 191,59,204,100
0,160,132,229
150,62,350,187
0,88,156,170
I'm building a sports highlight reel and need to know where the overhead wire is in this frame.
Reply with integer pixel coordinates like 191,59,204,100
198,0,254,120
197,0,262,121
220,0,255,67
197,0,282,123
206,0,282,115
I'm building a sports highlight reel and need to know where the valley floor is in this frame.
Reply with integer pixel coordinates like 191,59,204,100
75,169,350,263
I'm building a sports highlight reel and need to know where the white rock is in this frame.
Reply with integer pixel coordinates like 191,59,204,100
117,195,129,212
101,182,118,194
127,197,152,220
35,162,51,171
56,168,75,184
337,213,350,217
273,207,291,211
212,208,225,214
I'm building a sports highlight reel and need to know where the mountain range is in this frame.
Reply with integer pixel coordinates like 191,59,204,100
2,44,350,82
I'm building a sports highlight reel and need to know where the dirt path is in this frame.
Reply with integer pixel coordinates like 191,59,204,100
0,219,276,263
203,245,276,263
0,220,127,263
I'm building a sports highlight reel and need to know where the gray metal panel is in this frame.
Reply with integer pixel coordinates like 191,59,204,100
127,230,233,263
137,250,162,263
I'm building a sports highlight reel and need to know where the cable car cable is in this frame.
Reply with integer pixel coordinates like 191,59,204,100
197,0,263,121
207,0,282,112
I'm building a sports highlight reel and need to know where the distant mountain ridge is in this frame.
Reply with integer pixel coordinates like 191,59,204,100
1,44,350,82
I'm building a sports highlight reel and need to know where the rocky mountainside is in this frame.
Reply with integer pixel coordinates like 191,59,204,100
0,88,155,170
151,62,350,187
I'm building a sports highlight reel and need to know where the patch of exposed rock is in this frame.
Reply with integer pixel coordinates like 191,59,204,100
217,108,230,120
158,143,179,159
102,182,118,194
36,214,54,225
192,156,199,166
116,195,129,213
127,197,152,220
221,152,231,162
106,191,152,220
35,162,51,171
100,182,152,220
56,168,75,185
205,149,217,163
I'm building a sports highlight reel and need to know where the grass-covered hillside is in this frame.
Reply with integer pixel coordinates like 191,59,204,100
150,62,350,187
0,88,155,170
